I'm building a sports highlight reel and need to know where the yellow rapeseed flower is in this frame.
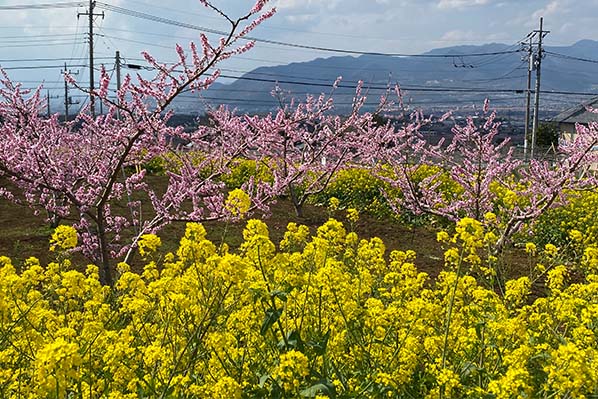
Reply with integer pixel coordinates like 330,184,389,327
347,208,359,223
569,229,583,242
484,211,497,224
34,338,82,395
137,234,161,257
272,350,310,392
225,188,251,217
49,225,77,251
328,196,340,211
505,277,531,306
544,243,558,257
525,242,537,256
437,231,450,243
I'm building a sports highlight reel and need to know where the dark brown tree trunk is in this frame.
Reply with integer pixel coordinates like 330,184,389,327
96,207,113,286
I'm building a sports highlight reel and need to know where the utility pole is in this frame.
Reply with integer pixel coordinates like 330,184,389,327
64,67,68,119
63,63,79,122
46,90,59,118
530,17,549,160
522,36,533,160
116,50,122,120
78,0,104,118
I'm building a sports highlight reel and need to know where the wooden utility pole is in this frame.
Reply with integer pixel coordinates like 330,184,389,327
530,17,549,160
63,63,79,122
64,66,69,120
46,91,51,117
116,50,122,120
78,0,104,118
523,36,533,160
46,91,59,118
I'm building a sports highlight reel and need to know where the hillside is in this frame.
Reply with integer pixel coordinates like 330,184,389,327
172,40,598,116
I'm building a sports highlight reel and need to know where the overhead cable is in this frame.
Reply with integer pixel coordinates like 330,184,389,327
96,2,522,58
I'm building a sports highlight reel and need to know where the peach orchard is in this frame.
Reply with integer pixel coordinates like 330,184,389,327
1,1,598,397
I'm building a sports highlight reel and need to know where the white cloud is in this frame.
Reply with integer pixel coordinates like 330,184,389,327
0,9,29,31
272,0,396,16
285,14,318,24
437,0,490,9
559,22,573,34
4,0,598,88
273,0,341,11
522,0,572,29
440,29,477,41
532,0,568,20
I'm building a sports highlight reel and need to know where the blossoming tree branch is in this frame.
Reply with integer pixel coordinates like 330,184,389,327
0,0,276,286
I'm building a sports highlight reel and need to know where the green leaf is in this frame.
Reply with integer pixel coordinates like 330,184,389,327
260,308,283,336
259,374,271,388
248,287,265,303
306,330,330,356
474,321,485,340
300,380,336,398
268,378,283,399
278,330,304,351
461,361,477,378
270,289,288,302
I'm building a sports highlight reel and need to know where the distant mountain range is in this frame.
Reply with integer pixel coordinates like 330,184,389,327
173,39,598,117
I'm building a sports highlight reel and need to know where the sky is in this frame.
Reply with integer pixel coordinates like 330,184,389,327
1,0,598,110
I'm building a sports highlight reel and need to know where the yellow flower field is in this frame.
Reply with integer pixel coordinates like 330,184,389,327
1,218,597,398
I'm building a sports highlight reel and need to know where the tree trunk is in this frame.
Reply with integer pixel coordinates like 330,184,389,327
288,183,304,218
96,208,113,286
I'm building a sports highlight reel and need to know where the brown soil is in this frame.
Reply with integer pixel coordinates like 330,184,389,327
0,192,446,275
0,178,531,283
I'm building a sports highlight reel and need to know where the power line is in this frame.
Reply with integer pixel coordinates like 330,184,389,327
100,30,474,73
0,41,85,49
545,51,598,64
0,25,78,29
93,20,118,52
0,33,82,40
115,54,367,85
112,42,477,75
95,2,522,58
0,38,85,44
1,64,88,70
117,58,497,90
0,57,112,63
107,0,524,46
119,62,598,97
462,62,527,82
117,48,526,82
216,75,513,94
465,43,522,68
0,2,84,10
176,93,526,103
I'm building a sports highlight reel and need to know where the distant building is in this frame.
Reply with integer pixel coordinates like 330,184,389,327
552,97,598,142
553,97,598,170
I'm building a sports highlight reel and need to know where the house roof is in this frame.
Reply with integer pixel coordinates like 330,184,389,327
552,96,598,124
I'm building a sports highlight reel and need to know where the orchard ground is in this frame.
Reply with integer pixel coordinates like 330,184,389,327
0,176,531,283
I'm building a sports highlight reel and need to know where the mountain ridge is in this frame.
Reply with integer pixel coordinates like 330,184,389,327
174,39,598,115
